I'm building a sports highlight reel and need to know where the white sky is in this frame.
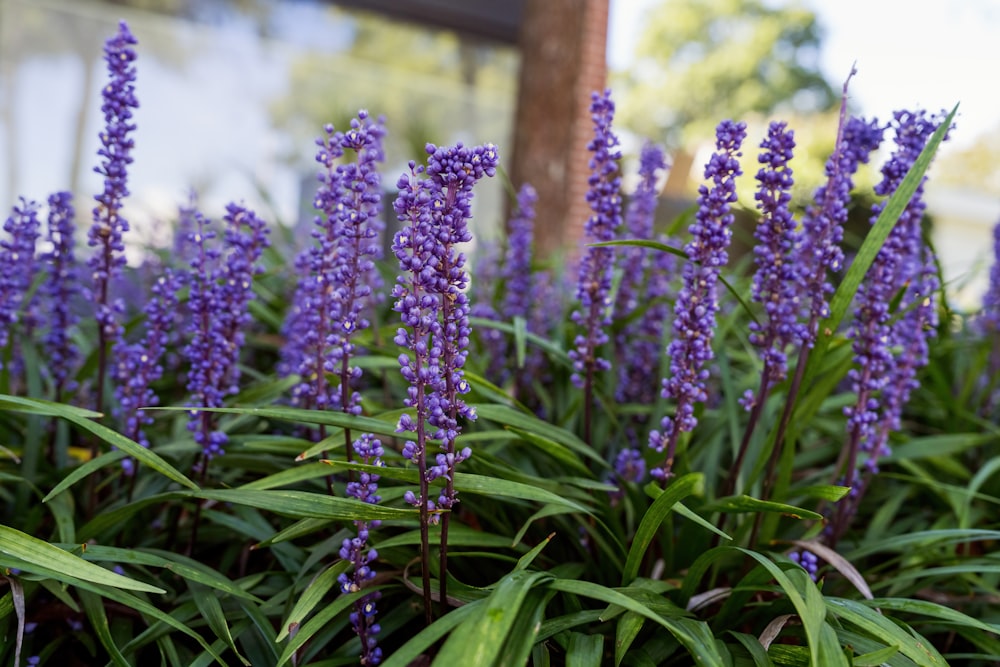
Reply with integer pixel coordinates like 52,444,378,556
608,0,1000,150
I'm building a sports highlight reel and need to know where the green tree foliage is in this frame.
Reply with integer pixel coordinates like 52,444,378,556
616,0,837,147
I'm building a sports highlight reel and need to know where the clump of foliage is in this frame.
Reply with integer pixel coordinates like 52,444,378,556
1,21,998,667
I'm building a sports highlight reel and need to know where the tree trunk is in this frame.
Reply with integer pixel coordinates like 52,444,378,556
509,0,608,258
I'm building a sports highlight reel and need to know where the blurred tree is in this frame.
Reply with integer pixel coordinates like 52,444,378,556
615,0,836,193
935,126,1000,195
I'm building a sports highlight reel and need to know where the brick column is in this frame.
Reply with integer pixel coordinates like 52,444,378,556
509,0,610,258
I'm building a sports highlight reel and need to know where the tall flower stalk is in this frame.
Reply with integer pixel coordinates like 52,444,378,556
831,109,947,542
41,192,80,401
392,142,498,622
88,20,138,421
612,142,669,485
0,199,42,374
338,433,385,666
282,113,385,418
756,70,883,511
112,269,183,485
724,121,800,496
184,204,269,471
978,218,1000,415
569,89,623,445
648,120,746,482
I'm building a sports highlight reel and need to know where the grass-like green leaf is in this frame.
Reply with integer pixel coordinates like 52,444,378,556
622,474,703,585
826,598,947,666
380,600,484,667
275,561,350,642
566,631,604,667
701,495,823,520
0,395,200,495
737,548,847,667
80,589,131,667
435,570,552,666
549,578,725,666
0,526,164,594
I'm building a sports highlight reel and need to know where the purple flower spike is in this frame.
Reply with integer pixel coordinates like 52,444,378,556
477,183,539,386
501,184,538,326
392,141,497,619
570,90,623,394
835,109,948,538
88,21,138,366
614,142,670,407
649,120,746,481
282,112,385,421
40,192,80,398
113,269,183,472
0,198,42,370
746,121,803,393
184,203,269,462
798,96,884,346
338,433,384,666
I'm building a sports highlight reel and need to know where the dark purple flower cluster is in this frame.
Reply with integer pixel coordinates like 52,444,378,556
981,218,1000,336
614,142,671,407
569,89,623,390
184,203,269,461
87,20,138,355
282,112,385,417
742,121,802,409
649,120,746,480
113,269,183,473
798,112,884,345
500,184,538,326
0,199,42,370
337,433,384,665
842,110,947,493
40,192,80,397
476,184,539,385
392,141,498,511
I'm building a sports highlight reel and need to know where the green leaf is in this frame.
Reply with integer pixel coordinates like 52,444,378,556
701,495,823,520
615,611,645,666
779,485,850,503
191,488,416,521
275,562,350,642
566,632,604,667
380,600,483,667
473,404,607,467
63,545,262,602
549,578,725,666
866,597,1000,636
191,583,250,665
826,598,946,666
80,589,130,667
151,404,415,443
728,631,774,666
3,555,226,665
852,644,901,667
0,526,164,594
622,475,703,585
323,461,592,513
435,570,552,666
672,501,732,542
737,549,847,667
0,395,200,495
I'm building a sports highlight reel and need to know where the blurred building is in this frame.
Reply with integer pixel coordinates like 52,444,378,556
0,0,610,259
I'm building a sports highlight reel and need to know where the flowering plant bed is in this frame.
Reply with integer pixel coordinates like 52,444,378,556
1,21,999,667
